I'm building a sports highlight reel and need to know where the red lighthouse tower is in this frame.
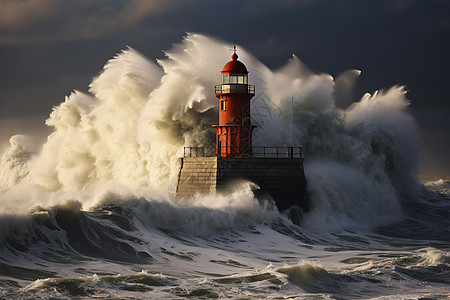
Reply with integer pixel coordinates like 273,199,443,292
177,47,309,221
213,48,256,157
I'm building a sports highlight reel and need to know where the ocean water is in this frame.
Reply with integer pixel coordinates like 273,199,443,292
1,33,449,299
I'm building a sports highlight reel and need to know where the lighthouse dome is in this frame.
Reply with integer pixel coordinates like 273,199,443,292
222,52,248,74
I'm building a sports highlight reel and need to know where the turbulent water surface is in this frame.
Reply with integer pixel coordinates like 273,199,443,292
0,34,449,299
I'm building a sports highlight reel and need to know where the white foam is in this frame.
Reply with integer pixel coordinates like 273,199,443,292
0,33,421,231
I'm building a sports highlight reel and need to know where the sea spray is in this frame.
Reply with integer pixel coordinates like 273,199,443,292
127,181,278,236
0,135,35,191
345,86,421,196
303,159,401,230
0,33,421,230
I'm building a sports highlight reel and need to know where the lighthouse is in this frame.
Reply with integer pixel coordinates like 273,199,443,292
176,48,308,218
213,48,256,157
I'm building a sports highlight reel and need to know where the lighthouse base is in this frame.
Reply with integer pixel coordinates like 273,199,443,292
176,157,308,212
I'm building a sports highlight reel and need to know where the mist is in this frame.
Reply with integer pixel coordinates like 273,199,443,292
0,33,420,230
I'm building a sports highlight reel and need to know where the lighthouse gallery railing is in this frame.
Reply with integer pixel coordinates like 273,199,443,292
183,146,303,158
215,84,255,95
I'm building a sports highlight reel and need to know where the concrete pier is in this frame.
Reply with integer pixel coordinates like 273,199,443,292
176,157,308,211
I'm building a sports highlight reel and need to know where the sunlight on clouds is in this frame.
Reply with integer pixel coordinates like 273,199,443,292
121,0,175,26
0,0,177,44
0,0,57,30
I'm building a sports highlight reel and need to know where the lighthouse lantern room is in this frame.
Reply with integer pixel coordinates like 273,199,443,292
213,47,256,157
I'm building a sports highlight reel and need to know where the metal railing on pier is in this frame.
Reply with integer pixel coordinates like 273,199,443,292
183,146,216,157
252,146,303,158
183,146,303,158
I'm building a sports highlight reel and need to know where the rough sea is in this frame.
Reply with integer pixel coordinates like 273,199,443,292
1,34,449,299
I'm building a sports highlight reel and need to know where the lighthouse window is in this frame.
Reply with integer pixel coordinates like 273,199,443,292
221,100,226,111
222,73,229,84
222,73,248,84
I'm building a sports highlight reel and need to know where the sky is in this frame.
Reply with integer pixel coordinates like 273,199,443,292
1,0,449,177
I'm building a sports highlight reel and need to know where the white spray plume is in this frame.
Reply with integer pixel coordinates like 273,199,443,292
0,33,420,230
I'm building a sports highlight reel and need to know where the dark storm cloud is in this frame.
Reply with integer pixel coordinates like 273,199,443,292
0,0,178,44
0,0,449,175
0,0,56,31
